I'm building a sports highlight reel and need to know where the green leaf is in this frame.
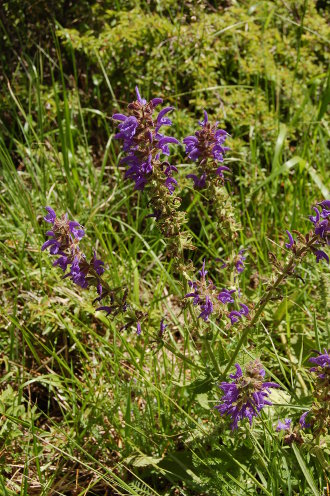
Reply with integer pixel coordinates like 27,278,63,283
292,444,320,496
196,393,210,410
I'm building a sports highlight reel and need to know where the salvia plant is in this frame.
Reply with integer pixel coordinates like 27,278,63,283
40,86,330,488
112,87,194,265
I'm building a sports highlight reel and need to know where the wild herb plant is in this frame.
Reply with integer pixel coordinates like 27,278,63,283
40,82,329,493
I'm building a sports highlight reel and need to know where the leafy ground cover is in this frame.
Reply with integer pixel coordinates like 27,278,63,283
0,1,329,494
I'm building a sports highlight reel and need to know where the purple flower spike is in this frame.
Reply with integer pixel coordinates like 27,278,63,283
136,322,142,335
215,360,279,430
276,418,292,432
183,111,230,189
113,89,179,194
285,230,295,250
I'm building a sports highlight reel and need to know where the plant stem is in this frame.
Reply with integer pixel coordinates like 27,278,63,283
220,235,318,378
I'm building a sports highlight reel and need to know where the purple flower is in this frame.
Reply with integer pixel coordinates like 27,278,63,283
239,303,249,316
185,280,200,305
318,200,330,210
135,86,146,105
276,418,292,432
136,322,142,335
217,288,235,304
228,310,242,325
96,306,113,317
216,165,230,179
41,237,61,255
53,253,70,271
92,252,105,275
165,176,177,194
186,173,206,189
69,257,88,288
309,349,330,378
215,360,279,430
69,221,85,240
112,88,179,193
199,296,214,322
199,259,208,279
159,318,167,335
309,207,320,224
42,207,107,295
309,202,329,244
299,411,311,428
157,136,180,156
156,107,174,131
183,111,230,189
315,220,329,239
44,206,56,224
285,230,295,250
235,249,247,274
114,115,139,142
314,249,329,264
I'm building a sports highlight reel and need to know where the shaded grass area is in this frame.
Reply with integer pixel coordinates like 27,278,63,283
0,1,329,494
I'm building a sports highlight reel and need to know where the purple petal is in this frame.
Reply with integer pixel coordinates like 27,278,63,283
44,206,56,224
112,113,127,121
285,230,294,249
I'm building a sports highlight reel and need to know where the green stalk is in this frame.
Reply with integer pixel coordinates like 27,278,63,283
220,235,318,378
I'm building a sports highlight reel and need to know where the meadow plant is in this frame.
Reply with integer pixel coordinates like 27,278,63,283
299,349,329,436
183,110,240,237
215,360,279,430
39,84,329,492
113,87,193,263
185,260,249,326
41,206,143,330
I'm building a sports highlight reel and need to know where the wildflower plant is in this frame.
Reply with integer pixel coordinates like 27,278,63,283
41,206,141,329
215,360,279,430
113,87,194,262
183,111,239,237
184,260,249,327
36,78,329,493
299,350,330,437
